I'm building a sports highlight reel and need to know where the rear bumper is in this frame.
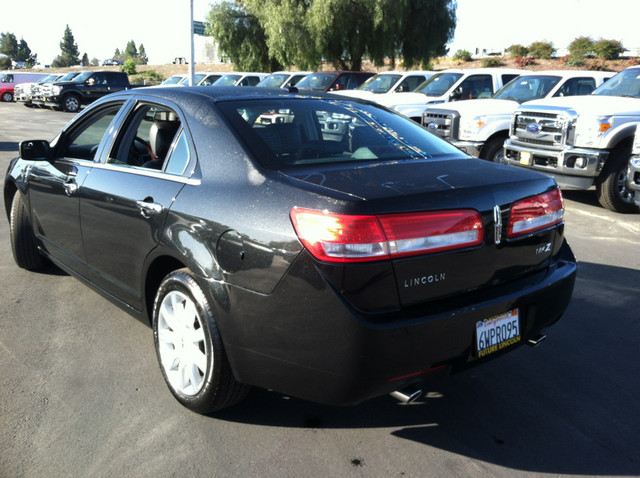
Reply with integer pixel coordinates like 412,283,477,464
215,240,577,406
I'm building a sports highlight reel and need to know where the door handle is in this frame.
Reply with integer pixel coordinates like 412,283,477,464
136,199,163,218
63,181,78,196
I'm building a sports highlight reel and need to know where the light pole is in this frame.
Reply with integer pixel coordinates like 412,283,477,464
189,0,196,86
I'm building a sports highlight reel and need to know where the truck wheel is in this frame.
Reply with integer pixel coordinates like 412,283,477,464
596,143,638,213
481,137,507,164
2,91,13,102
62,94,81,113
10,190,47,270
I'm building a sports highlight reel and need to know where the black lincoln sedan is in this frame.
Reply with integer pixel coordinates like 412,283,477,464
4,86,577,413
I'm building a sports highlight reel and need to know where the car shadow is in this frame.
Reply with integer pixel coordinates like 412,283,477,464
212,261,640,476
0,141,18,152
562,189,602,208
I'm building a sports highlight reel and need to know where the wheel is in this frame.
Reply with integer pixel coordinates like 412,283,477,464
152,269,248,413
9,190,47,270
481,136,507,164
596,144,639,213
62,94,81,113
2,91,13,102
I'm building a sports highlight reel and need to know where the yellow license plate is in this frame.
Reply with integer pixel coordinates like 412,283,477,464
519,151,531,165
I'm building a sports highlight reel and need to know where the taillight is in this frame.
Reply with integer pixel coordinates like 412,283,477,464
507,188,564,238
290,208,483,263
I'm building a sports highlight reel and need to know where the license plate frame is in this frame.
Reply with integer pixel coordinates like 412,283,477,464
476,309,521,357
519,151,532,165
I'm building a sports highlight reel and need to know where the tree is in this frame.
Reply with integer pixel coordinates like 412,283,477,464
207,0,456,71
124,40,138,59
17,39,37,66
593,39,624,60
0,32,19,59
114,48,122,60
507,44,529,58
81,53,89,66
207,1,281,72
139,44,148,65
52,25,80,67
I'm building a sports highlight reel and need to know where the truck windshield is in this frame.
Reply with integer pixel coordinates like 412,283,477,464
593,68,640,97
73,72,93,83
414,73,463,97
493,75,561,103
358,74,402,93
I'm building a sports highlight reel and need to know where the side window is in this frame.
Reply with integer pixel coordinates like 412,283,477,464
396,75,425,92
458,75,493,99
502,74,520,85
108,104,185,173
554,77,596,97
165,131,190,176
59,104,123,160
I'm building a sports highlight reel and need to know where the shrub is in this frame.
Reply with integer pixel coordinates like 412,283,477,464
514,56,535,68
508,44,529,58
528,41,556,59
593,39,624,60
129,70,164,86
122,59,137,75
562,55,586,67
586,59,610,71
481,57,503,68
452,49,472,62
568,36,594,59
627,57,640,67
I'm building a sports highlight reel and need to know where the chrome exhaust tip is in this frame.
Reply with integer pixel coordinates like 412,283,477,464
527,334,547,347
390,387,423,404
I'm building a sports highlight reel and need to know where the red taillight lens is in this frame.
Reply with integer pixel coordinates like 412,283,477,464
290,208,483,263
508,189,564,238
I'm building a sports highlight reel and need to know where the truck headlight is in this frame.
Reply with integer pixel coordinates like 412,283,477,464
52,85,62,95
460,115,486,140
574,116,612,147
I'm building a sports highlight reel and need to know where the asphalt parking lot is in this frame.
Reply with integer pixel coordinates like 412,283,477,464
1,101,639,477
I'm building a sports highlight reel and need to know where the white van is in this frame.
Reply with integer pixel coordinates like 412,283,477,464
0,71,50,102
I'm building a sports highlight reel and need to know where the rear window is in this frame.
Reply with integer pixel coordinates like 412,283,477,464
217,98,462,169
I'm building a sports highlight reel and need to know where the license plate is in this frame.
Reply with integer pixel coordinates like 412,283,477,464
476,310,521,357
519,151,531,165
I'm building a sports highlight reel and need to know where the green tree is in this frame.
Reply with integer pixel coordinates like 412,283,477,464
568,36,594,59
17,39,37,66
207,1,281,72
139,44,148,64
528,41,555,59
81,53,89,66
207,0,456,72
593,39,624,60
52,25,80,67
124,40,138,59
113,48,122,61
0,32,19,59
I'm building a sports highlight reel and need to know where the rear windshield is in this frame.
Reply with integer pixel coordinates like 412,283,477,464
216,98,462,169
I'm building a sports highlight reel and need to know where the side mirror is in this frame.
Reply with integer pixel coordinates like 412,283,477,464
19,140,51,161
86,78,96,86
449,87,463,101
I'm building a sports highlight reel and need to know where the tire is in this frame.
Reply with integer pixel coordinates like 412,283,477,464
9,190,47,270
62,94,81,113
596,144,639,213
2,91,13,102
481,136,507,164
152,269,249,413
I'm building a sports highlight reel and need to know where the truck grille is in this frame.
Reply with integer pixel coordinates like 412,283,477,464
422,110,459,141
511,108,575,150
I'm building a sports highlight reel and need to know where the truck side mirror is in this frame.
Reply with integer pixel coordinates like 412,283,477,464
449,87,463,101
19,140,51,161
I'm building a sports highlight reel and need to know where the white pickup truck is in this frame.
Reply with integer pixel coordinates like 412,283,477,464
503,66,640,213
422,70,612,163
330,71,434,101
372,68,524,122
627,124,640,207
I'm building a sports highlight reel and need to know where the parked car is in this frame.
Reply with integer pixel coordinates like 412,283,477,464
102,59,124,66
0,71,50,102
175,72,227,86
331,71,434,100
161,74,187,85
13,73,63,106
34,70,133,112
423,70,612,163
374,68,525,122
29,72,80,106
294,71,374,92
4,86,577,413
212,72,268,87
504,66,640,213
256,71,311,89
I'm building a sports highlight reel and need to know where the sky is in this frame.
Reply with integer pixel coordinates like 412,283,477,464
2,0,640,66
